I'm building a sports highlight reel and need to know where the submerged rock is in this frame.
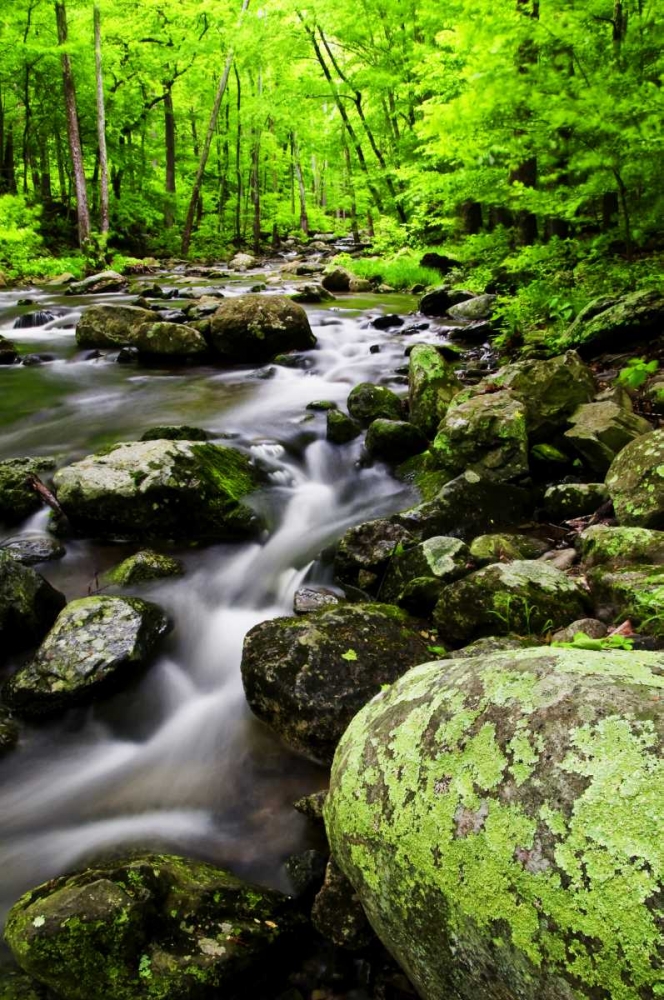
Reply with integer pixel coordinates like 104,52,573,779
4,595,170,716
209,294,316,363
103,550,184,586
326,646,664,1000
5,853,305,1000
240,603,431,762
53,439,261,541
347,382,404,425
605,429,664,528
433,559,588,643
0,550,66,657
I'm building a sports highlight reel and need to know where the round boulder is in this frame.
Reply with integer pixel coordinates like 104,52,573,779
606,429,664,528
365,419,428,463
326,646,664,1000
0,550,66,656
103,550,184,586
4,595,170,715
347,383,403,425
209,294,316,363
240,603,432,763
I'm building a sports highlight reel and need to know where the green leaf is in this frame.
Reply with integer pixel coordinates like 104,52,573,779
341,649,358,661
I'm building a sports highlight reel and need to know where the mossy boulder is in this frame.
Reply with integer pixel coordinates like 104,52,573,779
433,559,588,644
209,294,316,363
0,550,66,656
395,452,450,503
380,536,471,612
587,565,664,636
103,550,184,586
0,969,44,999
562,289,664,357
365,419,427,463
53,440,261,541
432,390,529,482
564,401,652,474
4,595,170,716
0,457,56,524
321,266,354,292
543,482,609,522
0,334,19,364
131,321,208,356
447,293,496,321
606,429,664,528
326,410,362,444
4,853,305,1000
490,351,595,439
290,282,335,304
469,533,548,566
67,270,128,295
347,383,403,426
578,525,664,567
325,646,664,1000
334,519,415,591
0,534,65,566
75,305,156,348
240,603,431,762
408,344,462,438
140,425,209,442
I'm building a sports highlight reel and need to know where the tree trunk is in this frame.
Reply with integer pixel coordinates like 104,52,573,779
343,139,359,243
234,65,243,246
292,134,309,235
510,0,539,246
459,199,482,234
181,0,250,256
55,1,90,247
94,4,110,235
164,84,176,228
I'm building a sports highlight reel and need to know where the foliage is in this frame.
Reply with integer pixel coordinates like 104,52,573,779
552,631,635,652
617,358,660,390
335,252,440,291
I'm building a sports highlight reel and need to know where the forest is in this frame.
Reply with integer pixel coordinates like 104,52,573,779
0,1,664,999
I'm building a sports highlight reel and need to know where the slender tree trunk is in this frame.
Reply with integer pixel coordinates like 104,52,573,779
292,134,309,235
343,139,359,244
4,127,17,195
234,65,243,245
55,1,90,246
164,84,176,227
181,0,250,255
510,0,539,245
94,4,109,234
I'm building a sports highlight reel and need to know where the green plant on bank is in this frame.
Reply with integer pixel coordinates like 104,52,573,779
552,631,635,651
617,357,660,390
334,251,442,291
633,585,664,637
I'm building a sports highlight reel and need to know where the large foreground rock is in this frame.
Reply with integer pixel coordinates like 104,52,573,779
209,294,316,362
326,647,664,1000
606,429,664,528
0,550,65,656
53,440,261,540
4,596,170,716
5,854,304,1000
241,603,431,762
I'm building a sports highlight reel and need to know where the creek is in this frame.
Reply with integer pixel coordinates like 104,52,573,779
0,262,467,930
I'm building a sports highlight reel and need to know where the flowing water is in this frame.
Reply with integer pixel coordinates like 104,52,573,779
0,264,456,931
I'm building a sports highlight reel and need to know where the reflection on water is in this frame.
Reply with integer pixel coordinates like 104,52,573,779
0,269,422,928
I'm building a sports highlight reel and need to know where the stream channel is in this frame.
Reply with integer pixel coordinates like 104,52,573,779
0,260,482,933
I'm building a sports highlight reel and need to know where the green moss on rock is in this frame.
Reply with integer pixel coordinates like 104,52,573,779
325,647,664,1000
578,525,664,567
347,383,404,426
0,458,57,525
104,550,184,586
408,344,462,438
0,550,66,657
606,429,664,529
432,390,529,483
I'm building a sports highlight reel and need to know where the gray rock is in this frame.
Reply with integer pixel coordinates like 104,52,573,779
1,534,65,566
447,293,496,321
562,289,664,357
551,618,608,643
564,401,653,474
209,295,316,363
543,482,610,521
0,457,56,524
67,270,128,295
432,390,529,483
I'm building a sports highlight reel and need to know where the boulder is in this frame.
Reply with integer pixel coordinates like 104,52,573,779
395,452,451,503
240,603,431,762
562,289,664,357
469,533,548,565
335,518,415,591
543,482,609,521
66,270,128,295
408,344,462,438
53,440,261,540
578,524,664,567
433,559,588,643
311,858,373,950
0,534,65,566
587,565,664,636
5,854,305,1000
75,305,156,348
347,383,403,425
605,429,664,528
490,351,595,439
0,969,42,999
380,536,471,612
0,457,56,524
419,253,460,274
326,647,664,1000
370,313,404,330
0,334,19,364
419,288,474,317
564,401,652,474
4,595,170,716
290,283,335,304
551,618,608,643
140,424,209,441
432,390,529,482
293,586,341,615
322,267,354,292
229,252,256,270
365,419,428,463
447,293,496,321
326,410,362,444
0,550,66,656
209,295,316,363
130,321,208,356
103,550,184,586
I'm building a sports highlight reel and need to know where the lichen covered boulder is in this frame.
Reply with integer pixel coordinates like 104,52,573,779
75,305,156,348
408,344,462,438
606,429,664,528
380,536,471,611
4,595,170,716
578,524,664,567
587,564,664,636
432,390,529,482
334,518,415,591
562,289,664,357
365,419,427,463
0,550,66,656
240,603,431,762
209,294,316,362
433,559,588,643
564,401,652,474
67,270,128,295
469,533,548,566
53,439,261,540
447,293,496,321
5,854,305,1000
543,483,609,522
325,647,664,1000
131,321,208,356
103,550,184,586
347,383,403,426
